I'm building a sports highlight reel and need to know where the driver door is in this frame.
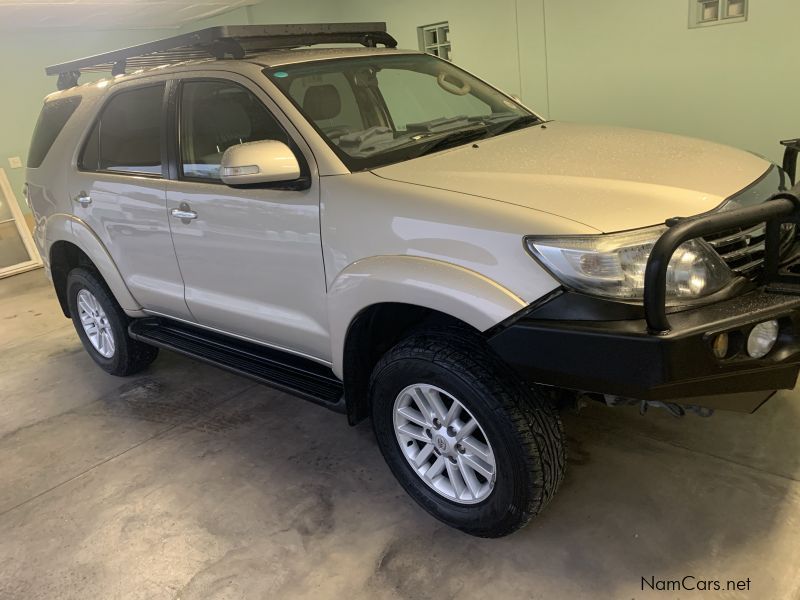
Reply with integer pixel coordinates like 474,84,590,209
165,75,330,361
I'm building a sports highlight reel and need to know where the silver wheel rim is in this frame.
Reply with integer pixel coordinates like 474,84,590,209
76,289,115,359
393,383,496,504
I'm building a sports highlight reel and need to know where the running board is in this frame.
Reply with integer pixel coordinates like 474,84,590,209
128,318,345,412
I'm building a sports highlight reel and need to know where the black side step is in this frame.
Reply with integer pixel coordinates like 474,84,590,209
129,318,345,412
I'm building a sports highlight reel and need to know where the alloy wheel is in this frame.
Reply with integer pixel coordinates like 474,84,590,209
393,383,496,504
76,288,115,358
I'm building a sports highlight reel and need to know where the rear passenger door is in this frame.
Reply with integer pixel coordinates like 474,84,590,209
165,75,330,361
70,80,192,320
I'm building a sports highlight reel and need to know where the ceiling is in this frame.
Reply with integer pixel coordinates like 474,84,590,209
0,0,258,29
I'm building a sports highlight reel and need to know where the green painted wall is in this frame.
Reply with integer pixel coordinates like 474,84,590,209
313,0,799,164
0,29,172,211
6,0,798,215
0,5,256,214
276,0,524,98
541,0,800,165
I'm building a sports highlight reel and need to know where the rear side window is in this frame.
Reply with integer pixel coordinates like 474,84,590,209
28,96,81,168
80,84,164,176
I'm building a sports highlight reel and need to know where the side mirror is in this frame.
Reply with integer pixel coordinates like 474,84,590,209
220,140,301,186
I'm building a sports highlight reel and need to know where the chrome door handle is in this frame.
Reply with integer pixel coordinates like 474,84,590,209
170,207,197,220
74,192,91,206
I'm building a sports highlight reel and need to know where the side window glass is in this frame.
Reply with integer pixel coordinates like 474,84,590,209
29,96,81,168
287,72,364,138
80,83,164,175
179,80,290,181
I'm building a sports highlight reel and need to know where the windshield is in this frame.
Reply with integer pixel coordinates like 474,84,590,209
264,53,539,171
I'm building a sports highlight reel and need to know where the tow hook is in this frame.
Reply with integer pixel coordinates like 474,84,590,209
603,395,715,418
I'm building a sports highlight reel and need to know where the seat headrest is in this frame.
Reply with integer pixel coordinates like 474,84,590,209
302,84,341,121
194,97,252,141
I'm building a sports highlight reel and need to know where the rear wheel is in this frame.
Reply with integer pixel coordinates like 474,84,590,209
370,329,566,537
66,268,158,376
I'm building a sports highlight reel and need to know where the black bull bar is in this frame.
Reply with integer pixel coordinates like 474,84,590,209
644,186,800,333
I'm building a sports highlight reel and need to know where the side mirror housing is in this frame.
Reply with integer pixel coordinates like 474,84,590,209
220,140,301,186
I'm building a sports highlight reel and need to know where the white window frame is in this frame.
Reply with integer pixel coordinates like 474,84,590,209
689,0,748,28
0,168,42,279
417,22,451,60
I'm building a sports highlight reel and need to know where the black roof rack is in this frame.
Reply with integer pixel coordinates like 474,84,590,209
46,22,397,90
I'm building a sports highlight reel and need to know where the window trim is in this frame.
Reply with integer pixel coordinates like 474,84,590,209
689,0,748,28
171,76,306,187
77,82,168,179
417,22,451,60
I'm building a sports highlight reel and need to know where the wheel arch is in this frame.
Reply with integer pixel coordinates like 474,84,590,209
47,215,143,318
329,256,528,424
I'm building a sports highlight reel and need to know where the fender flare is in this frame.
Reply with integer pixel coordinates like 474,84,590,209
327,255,528,377
46,214,144,315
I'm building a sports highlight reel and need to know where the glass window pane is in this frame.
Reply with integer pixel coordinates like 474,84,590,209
287,72,365,138
179,80,289,181
28,96,81,168
377,67,491,129
699,0,720,21
267,54,532,171
0,192,15,221
726,0,745,17
0,221,31,269
94,84,164,175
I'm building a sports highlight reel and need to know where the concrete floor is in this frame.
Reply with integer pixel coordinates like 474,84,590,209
1,270,799,600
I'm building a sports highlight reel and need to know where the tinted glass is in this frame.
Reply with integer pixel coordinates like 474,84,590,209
28,96,81,168
266,54,536,171
80,84,164,175
179,80,289,181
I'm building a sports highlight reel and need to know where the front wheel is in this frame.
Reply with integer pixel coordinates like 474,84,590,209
370,329,566,538
66,267,158,376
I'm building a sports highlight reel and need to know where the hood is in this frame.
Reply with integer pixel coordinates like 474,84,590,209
372,122,772,233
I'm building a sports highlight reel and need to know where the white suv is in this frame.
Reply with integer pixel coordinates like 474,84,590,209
25,23,800,537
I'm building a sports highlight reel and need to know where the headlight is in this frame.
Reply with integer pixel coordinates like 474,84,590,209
527,226,733,303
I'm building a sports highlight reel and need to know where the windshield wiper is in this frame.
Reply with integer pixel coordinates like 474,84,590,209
412,125,491,158
491,114,541,136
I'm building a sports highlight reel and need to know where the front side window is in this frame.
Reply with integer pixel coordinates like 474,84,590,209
80,83,164,175
266,53,538,171
179,80,290,181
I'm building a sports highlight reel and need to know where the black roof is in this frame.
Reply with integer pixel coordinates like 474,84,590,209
46,22,397,90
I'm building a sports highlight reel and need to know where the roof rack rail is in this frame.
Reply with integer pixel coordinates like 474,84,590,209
46,22,397,90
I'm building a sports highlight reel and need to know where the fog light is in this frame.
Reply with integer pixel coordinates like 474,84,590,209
712,332,729,359
747,320,779,358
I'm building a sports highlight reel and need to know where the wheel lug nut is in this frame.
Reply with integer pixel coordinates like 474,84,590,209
432,418,441,430
455,443,465,454
448,456,457,464
446,426,456,437
425,428,432,438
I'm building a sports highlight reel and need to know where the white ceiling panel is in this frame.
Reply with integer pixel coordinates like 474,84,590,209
0,1,258,29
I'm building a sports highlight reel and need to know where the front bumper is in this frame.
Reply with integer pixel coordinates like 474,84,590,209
488,287,800,412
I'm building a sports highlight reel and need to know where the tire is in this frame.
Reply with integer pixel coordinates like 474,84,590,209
369,328,566,538
66,267,158,376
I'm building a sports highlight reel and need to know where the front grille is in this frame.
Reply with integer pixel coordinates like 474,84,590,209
704,222,797,278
